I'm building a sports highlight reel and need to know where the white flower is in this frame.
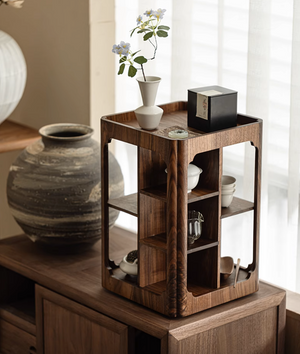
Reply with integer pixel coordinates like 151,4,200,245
119,41,131,56
112,41,131,57
144,9,153,17
152,8,166,20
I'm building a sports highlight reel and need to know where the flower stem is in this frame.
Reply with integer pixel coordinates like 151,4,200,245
141,64,146,81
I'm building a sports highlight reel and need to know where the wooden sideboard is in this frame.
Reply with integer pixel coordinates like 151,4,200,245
0,228,286,354
0,120,40,153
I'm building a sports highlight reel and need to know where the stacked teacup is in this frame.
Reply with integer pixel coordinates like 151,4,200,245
221,175,236,207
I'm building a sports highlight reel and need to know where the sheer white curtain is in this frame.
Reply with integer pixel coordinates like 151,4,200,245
113,0,300,293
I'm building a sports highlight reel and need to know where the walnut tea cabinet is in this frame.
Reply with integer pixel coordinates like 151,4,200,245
101,101,262,318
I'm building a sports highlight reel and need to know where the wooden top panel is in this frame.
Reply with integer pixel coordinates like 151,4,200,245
101,102,262,153
0,231,285,337
0,120,40,154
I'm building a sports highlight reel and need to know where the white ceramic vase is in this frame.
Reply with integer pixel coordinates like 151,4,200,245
0,30,27,125
134,76,163,130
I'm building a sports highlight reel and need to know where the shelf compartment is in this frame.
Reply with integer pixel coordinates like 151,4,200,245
0,266,36,334
108,193,138,216
111,268,167,296
188,247,219,289
187,283,215,297
187,239,219,254
139,194,166,240
143,280,166,296
111,267,138,286
139,243,166,288
187,267,250,297
220,266,250,288
221,197,254,219
188,196,219,243
0,298,36,335
138,147,167,191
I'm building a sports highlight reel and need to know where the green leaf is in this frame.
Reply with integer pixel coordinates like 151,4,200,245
157,30,168,38
118,63,125,75
128,65,137,77
134,56,148,64
131,50,141,57
130,27,138,37
158,25,170,30
143,32,154,41
119,56,127,63
137,29,150,33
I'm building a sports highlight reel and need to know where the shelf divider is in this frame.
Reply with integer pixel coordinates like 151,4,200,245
187,240,219,254
108,193,138,216
141,184,219,203
221,197,254,219
139,234,167,251
139,234,219,254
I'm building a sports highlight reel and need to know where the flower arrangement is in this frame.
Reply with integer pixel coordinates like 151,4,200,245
112,8,170,81
0,0,24,8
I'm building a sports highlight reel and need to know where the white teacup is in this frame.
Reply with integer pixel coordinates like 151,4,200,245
222,175,236,189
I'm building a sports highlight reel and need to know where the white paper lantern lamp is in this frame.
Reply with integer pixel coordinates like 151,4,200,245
0,30,27,125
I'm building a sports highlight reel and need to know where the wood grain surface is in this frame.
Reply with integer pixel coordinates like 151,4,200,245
101,103,263,317
0,318,36,354
0,120,39,154
37,286,128,354
0,233,286,341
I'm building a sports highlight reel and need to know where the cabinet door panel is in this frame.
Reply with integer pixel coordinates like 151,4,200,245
0,318,36,354
36,286,127,354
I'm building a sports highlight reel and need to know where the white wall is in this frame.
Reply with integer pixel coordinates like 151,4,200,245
90,0,115,141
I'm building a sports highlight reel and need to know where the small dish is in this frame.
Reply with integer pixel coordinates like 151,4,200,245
220,256,234,280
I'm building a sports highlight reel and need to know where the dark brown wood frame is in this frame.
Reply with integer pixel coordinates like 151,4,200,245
101,101,262,317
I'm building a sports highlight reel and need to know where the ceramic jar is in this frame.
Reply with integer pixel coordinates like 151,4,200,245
6,123,124,252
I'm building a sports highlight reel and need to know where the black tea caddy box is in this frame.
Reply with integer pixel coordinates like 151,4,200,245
188,85,237,132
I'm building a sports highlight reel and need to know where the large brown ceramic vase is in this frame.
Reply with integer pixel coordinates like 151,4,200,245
6,123,124,253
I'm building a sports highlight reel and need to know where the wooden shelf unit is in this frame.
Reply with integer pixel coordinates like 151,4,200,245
101,101,262,317
0,266,36,337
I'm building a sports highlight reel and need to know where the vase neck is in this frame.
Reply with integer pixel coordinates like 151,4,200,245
137,77,161,107
39,124,93,145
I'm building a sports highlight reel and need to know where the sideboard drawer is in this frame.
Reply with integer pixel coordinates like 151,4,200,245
0,318,36,354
